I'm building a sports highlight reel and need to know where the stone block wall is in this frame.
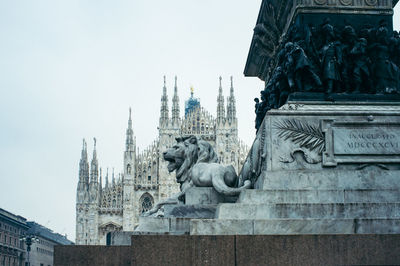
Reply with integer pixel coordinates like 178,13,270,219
54,234,400,265
54,246,131,266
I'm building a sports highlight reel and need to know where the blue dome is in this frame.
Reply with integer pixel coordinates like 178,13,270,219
184,89,200,116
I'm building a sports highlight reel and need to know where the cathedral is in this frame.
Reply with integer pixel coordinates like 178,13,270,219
75,76,249,245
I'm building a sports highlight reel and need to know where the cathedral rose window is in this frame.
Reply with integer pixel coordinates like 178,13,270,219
139,193,154,214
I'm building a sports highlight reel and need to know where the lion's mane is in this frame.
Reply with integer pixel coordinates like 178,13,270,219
175,136,218,186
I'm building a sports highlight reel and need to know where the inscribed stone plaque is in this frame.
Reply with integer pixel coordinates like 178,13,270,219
322,120,400,166
334,127,400,155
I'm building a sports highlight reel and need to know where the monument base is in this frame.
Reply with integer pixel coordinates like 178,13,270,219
192,101,400,235
54,234,400,265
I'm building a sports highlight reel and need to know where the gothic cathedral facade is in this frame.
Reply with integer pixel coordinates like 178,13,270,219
75,76,248,245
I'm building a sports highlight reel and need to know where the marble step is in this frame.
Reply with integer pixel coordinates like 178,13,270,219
189,218,400,235
237,189,400,204
256,170,400,190
134,217,190,234
216,203,400,220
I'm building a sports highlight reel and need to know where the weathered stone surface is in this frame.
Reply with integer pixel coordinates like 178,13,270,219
185,187,225,205
255,170,400,190
191,218,400,235
109,231,134,245
240,102,400,185
238,189,400,204
217,203,400,220
253,219,355,234
135,216,169,233
134,217,190,234
190,219,254,235
163,204,217,219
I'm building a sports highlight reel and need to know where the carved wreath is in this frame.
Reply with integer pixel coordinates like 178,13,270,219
274,119,325,154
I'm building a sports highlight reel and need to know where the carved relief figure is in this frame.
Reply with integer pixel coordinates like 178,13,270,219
349,38,371,93
319,20,343,95
370,21,400,93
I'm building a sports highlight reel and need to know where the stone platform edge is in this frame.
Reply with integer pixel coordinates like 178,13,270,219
54,234,400,266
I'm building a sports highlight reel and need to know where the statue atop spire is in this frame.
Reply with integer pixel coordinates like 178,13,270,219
126,108,134,152
90,138,99,184
185,85,200,116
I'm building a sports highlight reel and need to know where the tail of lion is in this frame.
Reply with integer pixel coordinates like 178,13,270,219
211,167,251,196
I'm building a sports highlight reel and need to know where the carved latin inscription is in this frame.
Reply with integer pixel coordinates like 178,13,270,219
322,120,400,166
334,128,400,155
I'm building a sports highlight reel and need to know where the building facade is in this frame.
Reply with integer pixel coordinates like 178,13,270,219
25,222,73,266
0,209,72,266
75,76,249,245
0,208,28,266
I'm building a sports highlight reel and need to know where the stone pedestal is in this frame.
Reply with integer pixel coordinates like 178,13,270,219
134,187,225,235
190,101,400,235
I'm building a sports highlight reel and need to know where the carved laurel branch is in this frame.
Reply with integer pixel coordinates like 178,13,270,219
273,119,325,154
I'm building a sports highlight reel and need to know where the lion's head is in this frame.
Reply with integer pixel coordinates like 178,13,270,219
163,135,218,187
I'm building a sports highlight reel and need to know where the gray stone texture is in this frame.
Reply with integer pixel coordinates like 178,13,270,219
134,217,190,234
163,204,217,219
255,170,400,190
185,187,225,205
190,218,400,235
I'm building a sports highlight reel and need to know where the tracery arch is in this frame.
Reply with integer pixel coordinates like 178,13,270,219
139,193,154,214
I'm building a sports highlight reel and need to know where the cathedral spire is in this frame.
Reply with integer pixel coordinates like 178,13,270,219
126,108,135,152
217,76,225,124
160,75,169,126
105,168,109,188
90,138,99,184
99,168,103,189
171,75,180,124
112,168,116,186
79,139,89,186
227,76,237,123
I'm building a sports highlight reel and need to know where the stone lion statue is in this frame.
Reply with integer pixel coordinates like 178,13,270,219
143,135,251,216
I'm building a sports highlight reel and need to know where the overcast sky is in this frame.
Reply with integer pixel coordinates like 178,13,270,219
0,1,399,241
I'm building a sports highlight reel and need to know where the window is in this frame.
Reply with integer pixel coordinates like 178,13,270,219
148,176,151,181
139,193,154,214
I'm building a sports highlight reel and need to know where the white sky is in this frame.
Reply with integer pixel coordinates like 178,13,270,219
0,1,399,241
